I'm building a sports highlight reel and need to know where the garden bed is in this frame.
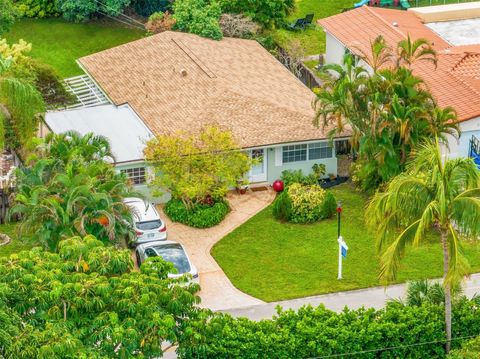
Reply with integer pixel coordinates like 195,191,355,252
320,176,349,189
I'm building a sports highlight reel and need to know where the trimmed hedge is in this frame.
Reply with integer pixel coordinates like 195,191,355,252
164,199,229,228
178,299,480,358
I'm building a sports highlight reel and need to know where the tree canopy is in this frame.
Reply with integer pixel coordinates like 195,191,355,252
314,35,458,191
0,235,201,358
144,125,250,207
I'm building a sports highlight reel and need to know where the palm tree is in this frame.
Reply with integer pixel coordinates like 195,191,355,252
396,34,438,68
40,131,115,164
0,56,44,149
354,35,393,72
366,140,480,353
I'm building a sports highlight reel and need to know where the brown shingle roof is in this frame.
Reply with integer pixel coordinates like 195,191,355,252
79,31,338,148
318,6,480,122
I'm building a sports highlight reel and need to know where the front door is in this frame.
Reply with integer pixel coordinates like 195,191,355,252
249,148,267,183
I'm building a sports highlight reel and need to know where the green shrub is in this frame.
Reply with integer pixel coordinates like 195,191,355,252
288,183,325,223
448,336,480,359
15,0,59,18
319,191,336,219
312,163,326,179
280,169,317,187
178,298,480,358
165,198,229,228
272,190,292,222
173,0,223,40
219,0,295,28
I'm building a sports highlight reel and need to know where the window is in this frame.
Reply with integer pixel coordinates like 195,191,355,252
121,167,146,185
309,142,333,160
281,142,333,163
282,144,307,163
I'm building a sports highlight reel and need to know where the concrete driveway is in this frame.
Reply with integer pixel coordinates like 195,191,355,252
157,189,275,311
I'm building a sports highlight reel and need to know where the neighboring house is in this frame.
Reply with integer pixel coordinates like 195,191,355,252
44,31,349,201
318,3,480,165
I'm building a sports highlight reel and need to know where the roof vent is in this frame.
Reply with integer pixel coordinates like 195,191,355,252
392,22,399,27
180,68,188,77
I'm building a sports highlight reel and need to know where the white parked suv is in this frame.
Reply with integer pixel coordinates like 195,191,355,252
124,197,167,245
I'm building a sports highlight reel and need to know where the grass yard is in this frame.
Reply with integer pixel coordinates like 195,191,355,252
273,0,352,55
212,183,480,302
4,18,145,78
273,0,478,56
0,223,32,258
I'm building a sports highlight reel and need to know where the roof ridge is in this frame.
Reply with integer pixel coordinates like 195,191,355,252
364,6,406,39
448,67,480,99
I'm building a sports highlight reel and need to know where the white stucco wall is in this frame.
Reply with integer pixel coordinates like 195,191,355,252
444,116,480,158
325,33,347,65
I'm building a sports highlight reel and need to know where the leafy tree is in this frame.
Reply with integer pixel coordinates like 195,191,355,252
11,132,137,250
56,0,131,22
366,140,480,352
0,235,202,358
219,0,295,28
314,35,458,191
133,0,171,17
0,41,44,150
145,125,250,208
173,0,223,40
0,0,17,35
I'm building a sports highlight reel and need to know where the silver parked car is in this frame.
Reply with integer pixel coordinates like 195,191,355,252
135,241,199,283
124,197,167,245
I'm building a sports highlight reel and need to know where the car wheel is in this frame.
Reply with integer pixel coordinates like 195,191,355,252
135,251,142,268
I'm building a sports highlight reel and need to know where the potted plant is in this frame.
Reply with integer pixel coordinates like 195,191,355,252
236,179,249,194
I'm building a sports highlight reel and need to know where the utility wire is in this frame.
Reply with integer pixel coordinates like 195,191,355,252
92,0,146,29
96,9,145,31
306,333,480,359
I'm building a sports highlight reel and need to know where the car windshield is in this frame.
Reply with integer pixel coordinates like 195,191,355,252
153,244,191,274
136,220,162,231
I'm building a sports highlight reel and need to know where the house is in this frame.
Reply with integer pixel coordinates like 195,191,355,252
43,31,349,201
318,3,480,164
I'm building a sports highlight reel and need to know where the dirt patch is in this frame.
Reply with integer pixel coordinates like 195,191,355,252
0,233,11,246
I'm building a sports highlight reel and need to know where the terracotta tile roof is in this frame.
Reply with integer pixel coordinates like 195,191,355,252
79,31,341,149
318,6,480,122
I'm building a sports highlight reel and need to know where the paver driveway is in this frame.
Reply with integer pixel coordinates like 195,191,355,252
157,189,275,311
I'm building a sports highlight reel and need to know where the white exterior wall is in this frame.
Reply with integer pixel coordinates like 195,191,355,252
325,33,346,65
444,116,480,158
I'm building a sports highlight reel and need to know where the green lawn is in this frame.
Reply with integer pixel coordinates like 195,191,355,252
212,183,480,302
0,223,33,258
273,0,353,55
4,18,145,78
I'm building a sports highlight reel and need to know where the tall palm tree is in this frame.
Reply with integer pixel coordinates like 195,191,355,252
0,56,44,149
366,140,480,353
354,35,393,72
396,34,438,68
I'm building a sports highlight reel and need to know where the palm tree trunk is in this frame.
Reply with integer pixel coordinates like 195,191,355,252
441,229,452,353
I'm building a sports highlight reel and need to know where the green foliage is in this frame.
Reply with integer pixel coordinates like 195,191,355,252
10,132,136,250
179,298,480,358
0,0,17,35
0,235,201,358
219,0,295,28
288,182,325,223
273,182,335,223
280,169,317,187
56,0,131,22
133,0,171,17
312,163,326,179
320,190,337,219
448,336,480,359
0,40,45,150
272,190,292,222
173,0,223,40
14,0,59,18
314,36,459,191
165,198,230,228
145,125,250,206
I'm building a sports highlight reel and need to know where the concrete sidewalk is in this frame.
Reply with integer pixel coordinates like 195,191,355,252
223,273,480,320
